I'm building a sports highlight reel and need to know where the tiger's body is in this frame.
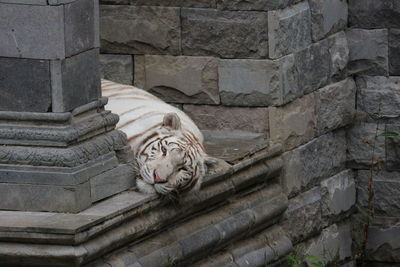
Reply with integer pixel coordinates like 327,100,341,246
102,79,214,195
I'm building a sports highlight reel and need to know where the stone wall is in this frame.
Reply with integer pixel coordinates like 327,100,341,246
97,0,400,265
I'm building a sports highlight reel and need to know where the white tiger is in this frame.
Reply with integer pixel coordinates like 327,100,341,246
102,79,216,196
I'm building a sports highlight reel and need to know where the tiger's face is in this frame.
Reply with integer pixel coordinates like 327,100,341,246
135,113,216,195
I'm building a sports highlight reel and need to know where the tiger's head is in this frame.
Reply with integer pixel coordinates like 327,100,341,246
135,113,217,196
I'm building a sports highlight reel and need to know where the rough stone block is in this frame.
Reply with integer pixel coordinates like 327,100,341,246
181,8,268,59
216,0,302,11
320,170,356,217
309,0,347,41
179,227,221,258
278,54,301,104
100,54,133,85
100,5,181,55
367,218,400,262
346,123,386,169
295,39,330,95
389,29,400,75
128,0,216,7
183,105,268,133
357,170,400,217
281,130,347,195
268,1,312,59
386,124,400,171
349,0,400,28
327,31,349,81
134,55,146,88
356,76,400,118
315,78,356,135
142,55,219,104
0,58,52,112
219,59,280,106
283,187,322,243
0,3,64,59
269,94,316,151
347,29,389,76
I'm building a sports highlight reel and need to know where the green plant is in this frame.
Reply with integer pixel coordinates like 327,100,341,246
305,255,326,267
286,253,302,267
162,256,178,267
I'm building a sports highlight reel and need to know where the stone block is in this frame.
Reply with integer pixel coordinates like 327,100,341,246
356,76,400,118
295,39,330,95
367,218,400,262
183,105,268,133
315,78,356,135
349,0,400,28
179,226,221,258
320,170,356,217
129,0,216,7
181,8,268,59
281,130,347,195
215,210,254,242
389,29,400,75
142,55,219,104
386,124,400,171
100,54,133,85
134,55,146,88
357,170,400,217
268,1,312,59
327,31,349,81
309,0,347,41
216,0,302,11
346,123,386,169
278,54,301,104
219,59,280,106
64,0,96,57
0,57,52,112
269,94,316,151
283,187,322,243
100,5,181,55
347,29,389,76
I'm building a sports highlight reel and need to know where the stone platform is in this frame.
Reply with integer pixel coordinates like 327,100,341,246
0,131,291,266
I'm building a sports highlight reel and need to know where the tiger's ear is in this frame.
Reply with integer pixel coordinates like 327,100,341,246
163,113,181,130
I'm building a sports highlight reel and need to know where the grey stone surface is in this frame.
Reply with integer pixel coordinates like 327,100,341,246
181,8,268,59
283,187,322,243
327,31,349,81
386,124,400,171
278,54,301,105
64,0,96,57
128,0,216,7
0,3,64,59
184,105,269,133
315,78,356,135
219,59,280,106
179,227,220,257
216,0,302,11
215,210,254,242
309,0,347,41
389,29,400,75
295,38,330,95
268,1,312,59
281,130,347,195
357,170,400,217
0,57,52,112
100,5,181,55
269,94,316,151
347,29,389,76
349,0,400,28
346,123,386,169
367,218,400,262
142,55,219,104
320,170,356,217
133,55,145,88
100,54,133,85
356,76,400,118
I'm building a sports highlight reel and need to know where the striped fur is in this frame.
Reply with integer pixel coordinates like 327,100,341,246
102,80,214,195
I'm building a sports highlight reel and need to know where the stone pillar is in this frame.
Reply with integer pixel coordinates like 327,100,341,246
0,0,135,213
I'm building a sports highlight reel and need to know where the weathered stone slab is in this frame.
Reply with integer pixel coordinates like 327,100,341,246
134,55,146,88
268,1,312,59
184,105,268,133
129,0,216,7
356,76,400,118
346,123,386,169
0,57,52,112
390,29,400,75
281,130,346,195
320,170,356,217
100,5,181,55
347,29,389,76
100,54,133,85
295,39,330,95
219,59,280,106
386,124,400,171
278,54,301,104
216,0,302,11
309,0,347,41
269,94,316,151
181,8,268,58
367,218,400,262
349,0,400,28
315,78,356,135
327,31,349,81
0,3,64,59
358,171,400,217
143,55,219,104
283,187,322,243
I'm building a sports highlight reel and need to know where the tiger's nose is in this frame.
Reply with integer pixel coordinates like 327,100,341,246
154,171,167,183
